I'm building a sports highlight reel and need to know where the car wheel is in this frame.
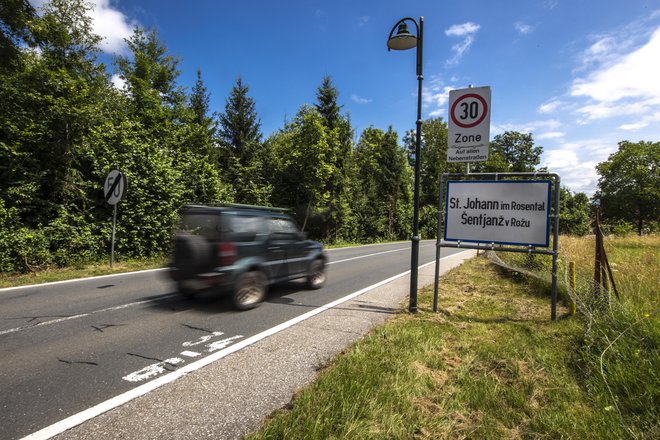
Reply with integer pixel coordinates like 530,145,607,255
177,282,196,298
307,258,326,289
233,271,267,310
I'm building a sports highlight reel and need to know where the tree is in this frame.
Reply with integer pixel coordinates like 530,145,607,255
488,131,543,172
218,76,262,164
559,187,591,235
315,75,342,131
354,126,412,241
217,76,269,205
313,76,355,241
595,141,659,235
0,0,108,225
116,27,183,134
0,0,36,68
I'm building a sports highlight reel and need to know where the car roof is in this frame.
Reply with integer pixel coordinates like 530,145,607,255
181,204,291,218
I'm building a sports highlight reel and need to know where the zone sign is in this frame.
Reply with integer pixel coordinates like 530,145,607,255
447,86,491,162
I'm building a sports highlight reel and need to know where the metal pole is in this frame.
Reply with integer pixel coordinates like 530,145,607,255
409,16,424,313
433,174,444,312
110,203,117,268
550,176,560,320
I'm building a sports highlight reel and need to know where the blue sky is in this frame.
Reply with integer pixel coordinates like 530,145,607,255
31,0,660,195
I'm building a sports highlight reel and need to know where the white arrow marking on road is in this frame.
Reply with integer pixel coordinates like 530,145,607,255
207,335,244,352
122,358,184,383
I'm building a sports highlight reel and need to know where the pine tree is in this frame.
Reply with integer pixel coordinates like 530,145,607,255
218,76,269,204
315,75,341,130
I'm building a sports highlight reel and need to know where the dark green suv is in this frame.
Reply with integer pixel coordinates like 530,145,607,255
168,204,327,310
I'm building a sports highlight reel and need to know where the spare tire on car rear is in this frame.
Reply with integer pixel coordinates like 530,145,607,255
173,233,213,277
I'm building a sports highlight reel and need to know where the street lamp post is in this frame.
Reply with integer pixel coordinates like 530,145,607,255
388,17,424,313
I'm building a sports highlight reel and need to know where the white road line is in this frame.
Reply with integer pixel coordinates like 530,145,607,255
0,295,178,336
20,250,470,440
328,242,434,265
0,268,167,293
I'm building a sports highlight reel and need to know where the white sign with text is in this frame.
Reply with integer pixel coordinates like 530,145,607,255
444,180,551,247
447,86,491,163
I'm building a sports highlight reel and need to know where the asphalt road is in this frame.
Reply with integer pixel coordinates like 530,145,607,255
0,241,462,440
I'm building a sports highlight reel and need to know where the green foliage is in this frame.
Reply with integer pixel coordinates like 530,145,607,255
490,131,544,172
596,140,660,235
353,126,412,241
559,187,592,235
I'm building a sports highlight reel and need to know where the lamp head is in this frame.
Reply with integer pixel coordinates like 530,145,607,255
387,22,418,51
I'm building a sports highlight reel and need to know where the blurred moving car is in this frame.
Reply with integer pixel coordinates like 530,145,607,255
168,204,327,310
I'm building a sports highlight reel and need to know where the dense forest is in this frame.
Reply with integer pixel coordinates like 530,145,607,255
1,0,657,273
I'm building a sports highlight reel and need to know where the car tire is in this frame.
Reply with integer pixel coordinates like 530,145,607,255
174,233,212,277
177,282,196,298
306,258,326,289
232,270,267,310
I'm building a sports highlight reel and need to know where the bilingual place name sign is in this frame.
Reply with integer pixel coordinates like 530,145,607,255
444,180,552,247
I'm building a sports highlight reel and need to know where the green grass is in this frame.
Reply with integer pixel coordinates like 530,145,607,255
247,236,659,439
0,257,167,288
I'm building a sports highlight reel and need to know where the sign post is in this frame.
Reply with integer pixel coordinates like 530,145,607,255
447,86,491,163
104,170,128,268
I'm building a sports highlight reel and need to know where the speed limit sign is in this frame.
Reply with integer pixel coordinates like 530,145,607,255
447,86,491,162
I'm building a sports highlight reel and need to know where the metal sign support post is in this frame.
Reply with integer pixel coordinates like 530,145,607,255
433,172,561,320
104,169,127,269
433,174,445,312
110,204,117,268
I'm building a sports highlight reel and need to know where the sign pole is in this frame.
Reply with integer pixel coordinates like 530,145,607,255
111,203,117,268
104,169,127,269
433,174,445,312
550,176,561,320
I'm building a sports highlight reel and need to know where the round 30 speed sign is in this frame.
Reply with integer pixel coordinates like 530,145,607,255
450,93,489,128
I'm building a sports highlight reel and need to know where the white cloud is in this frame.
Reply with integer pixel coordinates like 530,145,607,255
351,94,372,104
572,28,660,103
110,74,126,90
445,22,480,65
29,0,134,54
422,76,454,117
492,119,562,136
515,22,534,35
544,149,599,194
538,99,565,114
88,0,134,54
537,131,565,140
445,22,480,37
358,16,370,27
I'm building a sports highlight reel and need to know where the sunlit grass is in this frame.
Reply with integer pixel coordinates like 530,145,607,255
246,236,659,439
0,257,167,288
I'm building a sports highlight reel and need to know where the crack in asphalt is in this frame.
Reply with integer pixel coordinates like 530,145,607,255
58,358,99,366
181,323,214,333
92,324,126,332
126,353,180,369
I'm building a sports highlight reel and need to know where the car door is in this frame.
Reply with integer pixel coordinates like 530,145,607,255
267,217,306,277
265,218,291,280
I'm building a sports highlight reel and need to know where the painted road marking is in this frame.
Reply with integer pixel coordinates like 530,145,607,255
328,242,434,265
0,295,177,337
123,358,184,382
180,351,201,358
123,332,244,383
21,251,471,440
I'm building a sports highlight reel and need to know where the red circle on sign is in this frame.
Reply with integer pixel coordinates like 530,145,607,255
450,93,488,128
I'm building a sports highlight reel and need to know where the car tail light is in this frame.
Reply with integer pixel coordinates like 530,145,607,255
218,242,236,266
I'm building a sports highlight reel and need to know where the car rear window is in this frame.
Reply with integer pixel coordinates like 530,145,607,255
179,213,222,239
225,214,263,235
